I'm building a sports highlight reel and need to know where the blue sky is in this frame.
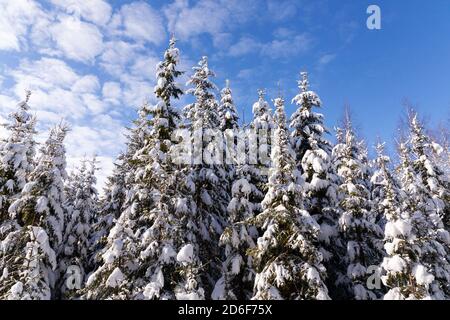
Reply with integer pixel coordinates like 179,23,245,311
0,0,449,186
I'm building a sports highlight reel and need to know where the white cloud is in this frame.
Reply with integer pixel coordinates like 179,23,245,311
112,1,166,45
261,33,313,58
318,53,336,66
266,0,300,21
99,40,143,77
164,0,256,42
0,0,49,51
73,75,100,93
49,15,104,63
228,33,313,59
7,58,107,120
130,55,159,81
50,0,112,26
102,82,122,106
120,74,155,108
229,37,261,57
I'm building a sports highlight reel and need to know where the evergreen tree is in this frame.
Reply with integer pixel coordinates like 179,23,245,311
1,123,69,299
218,80,239,131
212,162,260,300
83,105,151,300
59,158,98,298
374,143,430,299
84,36,201,300
289,72,339,288
332,120,383,300
398,115,450,298
250,89,274,175
89,153,127,271
0,91,37,229
251,97,329,300
183,56,230,295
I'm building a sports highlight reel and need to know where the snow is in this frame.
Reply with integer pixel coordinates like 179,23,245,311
211,276,225,300
230,255,242,275
106,267,125,288
176,244,194,264
382,255,406,273
9,282,23,297
160,245,176,264
413,265,434,286
143,269,164,299
385,220,411,238
35,196,48,213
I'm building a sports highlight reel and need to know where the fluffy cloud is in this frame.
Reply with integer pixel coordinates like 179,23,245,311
49,15,104,63
102,82,122,106
111,1,166,45
0,0,49,51
7,57,106,120
164,0,256,42
50,0,112,25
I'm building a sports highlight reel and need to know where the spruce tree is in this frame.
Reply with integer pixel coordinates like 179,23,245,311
183,56,230,295
218,80,239,131
250,89,274,176
212,162,260,300
0,91,36,230
1,123,69,299
83,105,151,300
399,115,450,298
289,72,339,289
89,153,127,270
59,158,98,298
332,120,383,300
251,97,329,300
374,143,430,299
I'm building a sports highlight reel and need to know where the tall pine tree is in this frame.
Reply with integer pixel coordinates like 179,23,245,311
251,97,329,300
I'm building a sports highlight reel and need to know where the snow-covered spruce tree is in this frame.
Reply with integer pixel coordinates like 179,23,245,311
332,121,384,300
250,96,329,300
218,80,239,131
82,104,151,300
401,115,450,298
409,115,449,234
0,91,37,231
59,159,98,298
250,89,274,178
212,162,261,300
183,56,230,295
0,124,69,299
84,36,192,300
131,36,202,300
373,143,428,299
394,141,450,299
289,71,339,284
88,153,127,271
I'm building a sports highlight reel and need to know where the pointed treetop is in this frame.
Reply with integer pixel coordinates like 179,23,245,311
277,81,283,99
274,96,286,128
299,71,309,92
375,141,386,157
225,79,230,88
169,33,177,48
17,90,32,111
200,56,208,66
54,120,70,140
25,90,32,104
257,88,266,99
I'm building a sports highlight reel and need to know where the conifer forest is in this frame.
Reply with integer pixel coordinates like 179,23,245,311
0,1,449,302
